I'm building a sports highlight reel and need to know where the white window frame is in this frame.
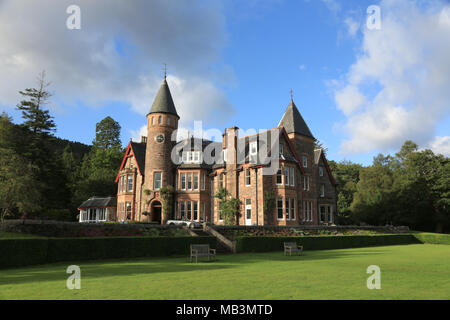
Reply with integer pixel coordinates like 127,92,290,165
245,168,251,186
285,198,290,220
181,173,186,190
290,167,295,186
291,198,296,220
180,201,185,219
276,167,283,185
201,173,206,190
284,167,289,186
249,141,258,156
193,201,198,221
187,201,192,220
154,172,162,190
187,173,193,190
127,175,133,192
245,199,252,223
277,198,284,220
193,173,199,190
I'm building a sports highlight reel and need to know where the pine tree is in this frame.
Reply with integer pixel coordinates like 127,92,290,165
16,71,55,136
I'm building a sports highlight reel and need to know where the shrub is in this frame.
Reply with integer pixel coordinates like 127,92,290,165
0,239,48,268
235,234,420,253
413,232,450,245
0,236,216,269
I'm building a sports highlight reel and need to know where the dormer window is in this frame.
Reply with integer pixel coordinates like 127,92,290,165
250,141,257,156
319,166,324,176
279,143,284,156
181,151,202,164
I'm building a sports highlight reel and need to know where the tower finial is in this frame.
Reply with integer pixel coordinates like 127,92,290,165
290,89,294,102
163,63,167,80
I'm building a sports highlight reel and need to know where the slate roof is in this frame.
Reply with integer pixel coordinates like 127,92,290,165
130,141,146,174
78,196,117,209
149,78,179,118
278,99,314,138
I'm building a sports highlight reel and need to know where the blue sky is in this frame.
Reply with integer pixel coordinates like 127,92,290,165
1,0,449,166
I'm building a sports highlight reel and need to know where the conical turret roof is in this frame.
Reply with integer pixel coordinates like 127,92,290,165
278,99,314,138
149,78,179,118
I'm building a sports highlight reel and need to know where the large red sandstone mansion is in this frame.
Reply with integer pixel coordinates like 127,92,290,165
115,77,337,226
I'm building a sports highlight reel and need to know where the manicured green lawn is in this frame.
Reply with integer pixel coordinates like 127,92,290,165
0,244,449,300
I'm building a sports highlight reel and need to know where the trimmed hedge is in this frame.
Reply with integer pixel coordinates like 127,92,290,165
0,239,49,268
235,234,421,253
0,236,216,269
413,232,450,245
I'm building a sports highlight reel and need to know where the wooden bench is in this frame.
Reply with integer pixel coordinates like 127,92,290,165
284,242,303,256
190,244,216,263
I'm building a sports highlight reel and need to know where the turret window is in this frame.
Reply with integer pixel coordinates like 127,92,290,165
152,117,155,125
167,117,171,126
158,116,162,124
154,172,162,190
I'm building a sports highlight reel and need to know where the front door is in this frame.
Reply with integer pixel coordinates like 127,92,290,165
151,200,162,224
245,199,252,226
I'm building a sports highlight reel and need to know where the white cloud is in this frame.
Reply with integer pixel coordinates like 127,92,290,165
321,0,341,15
344,17,360,37
334,85,366,115
429,136,450,156
333,0,450,155
0,0,235,128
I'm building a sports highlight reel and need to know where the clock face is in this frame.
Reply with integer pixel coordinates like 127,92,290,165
155,134,165,143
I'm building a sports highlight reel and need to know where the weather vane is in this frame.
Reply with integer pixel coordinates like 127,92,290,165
163,63,167,79
290,89,293,101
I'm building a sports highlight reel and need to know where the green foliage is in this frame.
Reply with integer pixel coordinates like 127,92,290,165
328,160,363,224
0,236,216,269
160,185,175,222
235,234,420,253
0,238,49,268
0,117,42,221
15,71,55,136
263,190,276,216
92,116,122,149
344,140,450,232
413,232,450,245
215,187,241,225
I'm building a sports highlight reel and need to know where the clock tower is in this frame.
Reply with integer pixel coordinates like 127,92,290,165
144,76,179,222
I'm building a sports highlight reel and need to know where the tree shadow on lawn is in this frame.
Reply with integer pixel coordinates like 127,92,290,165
0,248,390,286
0,256,235,286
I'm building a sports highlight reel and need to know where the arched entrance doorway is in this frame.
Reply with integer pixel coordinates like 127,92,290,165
151,200,162,224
